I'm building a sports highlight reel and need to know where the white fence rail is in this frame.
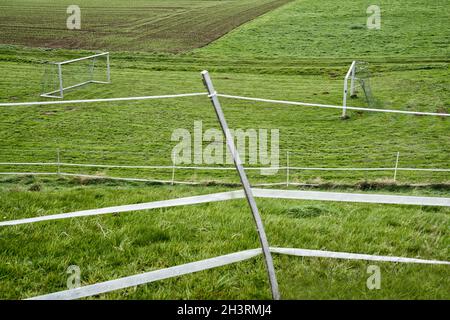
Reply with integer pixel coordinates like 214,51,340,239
217,94,450,117
1,92,207,107
1,70,449,300
2,187,449,300
28,247,449,300
0,187,448,300
0,158,448,186
2,188,449,227
1,161,450,172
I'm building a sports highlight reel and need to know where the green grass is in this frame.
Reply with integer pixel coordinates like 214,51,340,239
0,176,448,299
0,0,292,53
198,0,450,59
0,0,448,300
0,47,448,185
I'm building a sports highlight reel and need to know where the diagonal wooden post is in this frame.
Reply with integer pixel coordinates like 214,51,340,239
201,70,280,300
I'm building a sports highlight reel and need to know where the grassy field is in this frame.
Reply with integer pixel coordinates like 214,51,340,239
0,0,448,300
0,46,448,185
0,0,291,52
198,0,450,59
0,176,448,299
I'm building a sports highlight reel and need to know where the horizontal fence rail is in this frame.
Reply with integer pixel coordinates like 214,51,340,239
1,77,449,300
2,188,449,227
28,246,449,300
270,248,450,266
28,249,263,300
218,94,450,117
0,92,448,117
1,157,448,186
254,188,450,206
0,190,245,227
0,162,449,172
0,92,207,107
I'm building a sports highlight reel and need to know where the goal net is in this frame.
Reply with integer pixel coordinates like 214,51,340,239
41,52,111,99
342,60,375,117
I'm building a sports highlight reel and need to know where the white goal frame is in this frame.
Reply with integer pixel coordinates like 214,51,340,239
41,52,111,99
342,60,357,118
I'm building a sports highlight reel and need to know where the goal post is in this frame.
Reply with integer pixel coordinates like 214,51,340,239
342,61,357,118
342,60,374,118
41,52,111,99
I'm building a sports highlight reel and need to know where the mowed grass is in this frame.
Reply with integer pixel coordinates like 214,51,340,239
0,0,292,52
0,175,448,299
0,47,448,184
0,0,448,300
198,0,450,59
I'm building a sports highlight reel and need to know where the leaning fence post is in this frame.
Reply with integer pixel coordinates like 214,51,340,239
394,152,400,182
201,70,280,300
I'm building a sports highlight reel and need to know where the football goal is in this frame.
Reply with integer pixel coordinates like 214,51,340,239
342,60,374,118
41,52,111,99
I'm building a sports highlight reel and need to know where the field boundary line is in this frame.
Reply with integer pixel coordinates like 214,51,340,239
1,162,449,172
28,249,262,300
218,94,450,117
1,188,449,227
0,172,59,176
27,247,449,300
0,190,246,226
252,188,450,207
0,92,207,107
289,167,450,172
1,92,448,117
270,248,450,265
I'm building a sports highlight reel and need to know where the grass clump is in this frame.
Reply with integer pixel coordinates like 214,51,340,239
284,205,333,219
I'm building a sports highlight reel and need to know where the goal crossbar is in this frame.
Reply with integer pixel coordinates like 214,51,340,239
55,52,110,65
